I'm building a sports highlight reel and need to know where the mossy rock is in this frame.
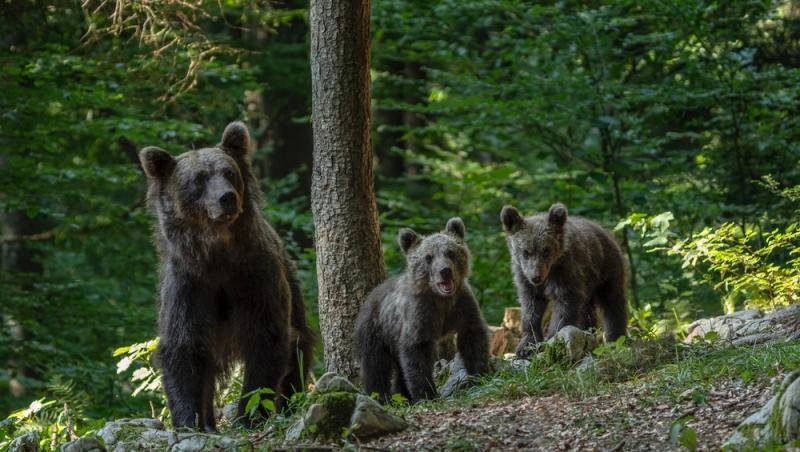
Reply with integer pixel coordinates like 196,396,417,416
98,418,252,451
285,391,357,441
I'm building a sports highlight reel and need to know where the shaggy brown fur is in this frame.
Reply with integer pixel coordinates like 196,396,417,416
140,122,314,430
501,203,627,357
353,218,490,402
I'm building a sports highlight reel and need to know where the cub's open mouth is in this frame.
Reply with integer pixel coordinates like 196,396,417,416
212,213,237,225
437,280,455,295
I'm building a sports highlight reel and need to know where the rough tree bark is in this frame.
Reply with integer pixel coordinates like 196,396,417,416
309,0,386,378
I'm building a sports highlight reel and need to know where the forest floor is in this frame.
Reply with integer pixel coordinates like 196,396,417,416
349,339,798,451
361,374,771,451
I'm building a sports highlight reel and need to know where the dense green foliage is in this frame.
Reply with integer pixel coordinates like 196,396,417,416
2,0,800,448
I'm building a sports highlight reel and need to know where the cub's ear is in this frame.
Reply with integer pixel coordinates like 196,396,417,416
445,217,465,240
398,228,421,254
548,203,568,228
500,205,524,234
139,147,176,180
220,121,250,157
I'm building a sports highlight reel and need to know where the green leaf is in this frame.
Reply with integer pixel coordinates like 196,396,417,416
245,394,260,416
679,426,697,451
260,398,275,412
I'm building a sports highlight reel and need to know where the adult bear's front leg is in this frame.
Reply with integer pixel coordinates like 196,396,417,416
237,332,290,424
158,276,216,429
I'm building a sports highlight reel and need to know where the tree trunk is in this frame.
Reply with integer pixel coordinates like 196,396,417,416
309,0,386,378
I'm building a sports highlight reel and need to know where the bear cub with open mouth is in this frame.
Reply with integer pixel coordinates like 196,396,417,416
354,218,490,402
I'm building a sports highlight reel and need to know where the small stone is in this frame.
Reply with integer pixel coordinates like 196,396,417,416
441,355,469,397
221,402,238,422
547,326,598,362
350,394,408,439
510,358,531,372
8,432,39,452
576,354,597,373
167,432,251,452
314,372,358,393
97,418,167,451
60,437,105,452
285,403,328,442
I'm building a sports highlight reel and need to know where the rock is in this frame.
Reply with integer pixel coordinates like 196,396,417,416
98,418,167,450
285,403,328,442
684,304,800,346
780,372,800,441
576,354,597,374
724,371,800,450
221,402,238,422
350,394,408,439
286,390,408,442
509,358,531,372
314,372,358,393
169,433,250,451
433,358,451,387
547,325,598,362
96,417,252,451
8,432,39,452
285,391,357,441
61,436,106,452
441,355,468,397
685,309,763,342
60,437,105,452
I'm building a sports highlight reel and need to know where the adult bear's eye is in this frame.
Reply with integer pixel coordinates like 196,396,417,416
425,255,433,264
222,168,236,180
193,172,208,186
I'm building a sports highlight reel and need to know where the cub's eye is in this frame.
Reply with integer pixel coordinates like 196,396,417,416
193,172,208,186
541,248,550,257
522,250,530,260
222,169,236,180
445,250,456,259
425,255,433,264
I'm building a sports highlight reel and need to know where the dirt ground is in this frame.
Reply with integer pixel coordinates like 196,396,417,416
359,377,773,451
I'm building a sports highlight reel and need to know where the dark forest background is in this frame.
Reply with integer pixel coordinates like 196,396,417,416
2,0,800,436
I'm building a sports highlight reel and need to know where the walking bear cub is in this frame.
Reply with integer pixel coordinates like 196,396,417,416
139,122,314,430
500,203,627,356
354,218,490,402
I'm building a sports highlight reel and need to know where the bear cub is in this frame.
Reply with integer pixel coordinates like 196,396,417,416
140,122,314,431
354,218,490,402
501,203,627,356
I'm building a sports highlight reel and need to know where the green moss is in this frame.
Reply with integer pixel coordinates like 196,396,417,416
313,391,356,438
540,340,568,365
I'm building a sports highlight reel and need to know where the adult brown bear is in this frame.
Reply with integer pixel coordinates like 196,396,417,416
140,122,314,430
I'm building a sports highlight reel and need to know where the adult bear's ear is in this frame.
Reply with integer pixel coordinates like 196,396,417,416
398,228,421,254
220,121,250,158
445,217,465,241
500,205,524,234
139,147,176,180
548,203,568,229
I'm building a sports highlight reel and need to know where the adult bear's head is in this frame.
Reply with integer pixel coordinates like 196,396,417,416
139,122,254,231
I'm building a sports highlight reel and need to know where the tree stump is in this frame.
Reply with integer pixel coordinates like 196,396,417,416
490,307,522,356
